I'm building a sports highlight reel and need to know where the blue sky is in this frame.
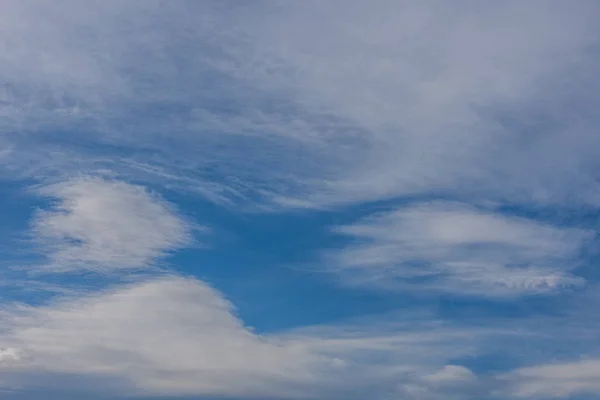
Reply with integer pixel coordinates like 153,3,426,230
1,1,600,399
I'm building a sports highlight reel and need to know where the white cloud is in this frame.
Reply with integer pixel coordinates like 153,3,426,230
505,359,600,398
0,1,599,209
328,202,589,296
423,365,475,384
0,276,488,398
399,365,480,400
0,277,595,400
31,178,192,272
0,276,324,397
0,2,599,397
215,0,600,208
0,258,596,399
0,348,22,364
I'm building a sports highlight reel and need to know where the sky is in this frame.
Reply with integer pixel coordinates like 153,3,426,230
0,1,600,399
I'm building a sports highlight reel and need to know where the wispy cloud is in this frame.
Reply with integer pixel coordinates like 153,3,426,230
503,359,600,398
327,202,590,296
0,1,599,398
30,178,193,272
241,1,600,208
398,365,482,400
1,1,599,209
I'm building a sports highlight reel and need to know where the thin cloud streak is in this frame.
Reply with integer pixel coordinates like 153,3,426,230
326,202,590,296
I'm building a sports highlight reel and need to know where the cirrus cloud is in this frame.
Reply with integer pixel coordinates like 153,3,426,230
327,202,590,296
31,178,194,272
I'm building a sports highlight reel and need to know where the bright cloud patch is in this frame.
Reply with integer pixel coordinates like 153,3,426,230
423,365,476,383
505,359,600,398
399,365,480,400
0,276,326,397
0,348,22,364
0,276,484,399
329,202,589,296
32,178,192,272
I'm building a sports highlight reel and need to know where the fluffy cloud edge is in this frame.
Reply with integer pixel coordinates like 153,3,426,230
29,177,195,273
0,275,482,398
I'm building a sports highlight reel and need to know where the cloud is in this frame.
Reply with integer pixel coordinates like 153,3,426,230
0,1,599,209
0,276,596,400
327,202,590,296
0,276,490,399
31,178,193,272
0,348,22,364
0,2,599,398
240,1,600,208
504,359,600,398
423,365,476,384
0,276,324,397
0,249,597,399
399,365,481,400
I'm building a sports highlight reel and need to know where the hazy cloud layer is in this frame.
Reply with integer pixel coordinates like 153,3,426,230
504,359,600,398
0,1,598,208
